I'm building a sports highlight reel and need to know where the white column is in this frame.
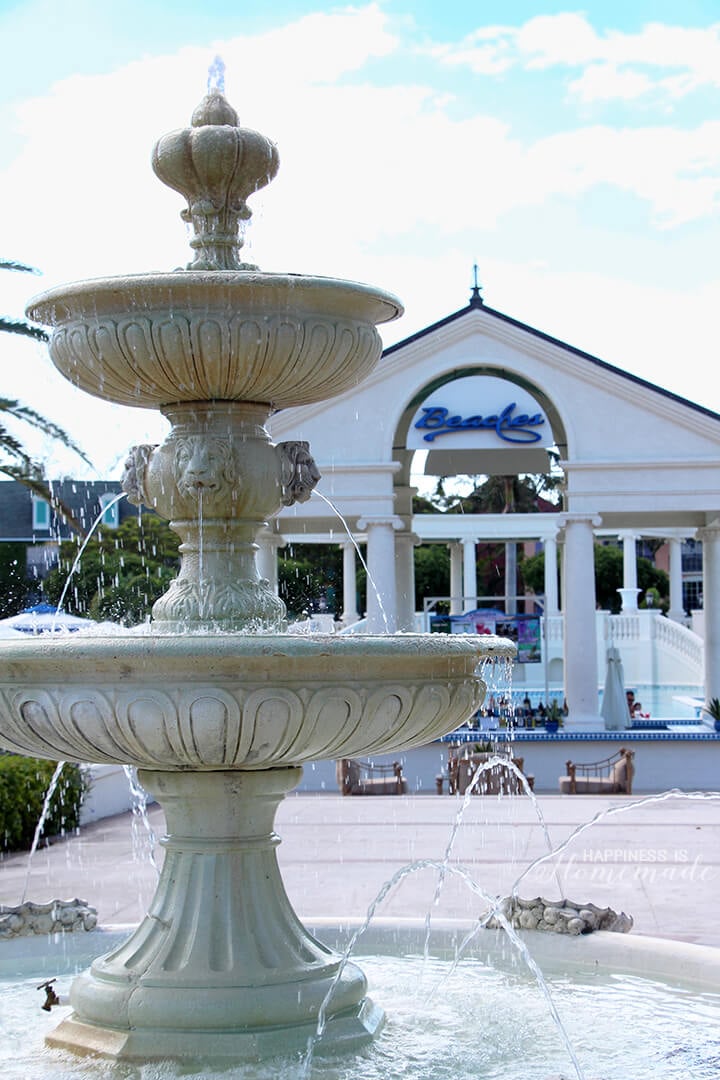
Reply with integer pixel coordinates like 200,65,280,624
618,530,640,612
562,514,602,728
341,542,359,626
667,537,685,623
358,516,401,633
449,542,463,615
255,531,284,594
505,541,517,615
395,532,418,633
463,539,477,611
698,523,720,705
543,534,559,616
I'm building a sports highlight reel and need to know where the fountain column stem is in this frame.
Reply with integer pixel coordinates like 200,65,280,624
48,768,382,1061
123,401,322,630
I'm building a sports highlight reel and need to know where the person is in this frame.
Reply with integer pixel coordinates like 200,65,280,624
626,690,636,718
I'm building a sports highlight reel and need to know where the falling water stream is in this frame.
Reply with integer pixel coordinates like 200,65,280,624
197,487,204,615
52,493,126,625
122,766,159,875
313,490,390,632
20,761,67,904
512,787,720,899
302,860,586,1080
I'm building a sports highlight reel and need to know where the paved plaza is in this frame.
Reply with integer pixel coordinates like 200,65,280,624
1,791,718,947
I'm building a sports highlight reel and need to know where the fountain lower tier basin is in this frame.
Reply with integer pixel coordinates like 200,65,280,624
27,271,403,409
0,632,507,769
3,920,719,1078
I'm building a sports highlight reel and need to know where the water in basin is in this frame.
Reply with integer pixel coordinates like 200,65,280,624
1,930,719,1079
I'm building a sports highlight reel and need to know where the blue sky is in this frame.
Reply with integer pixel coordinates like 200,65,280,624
2,2,720,476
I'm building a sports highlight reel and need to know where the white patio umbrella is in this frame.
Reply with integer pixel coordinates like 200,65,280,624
0,604,95,634
601,645,629,731
0,624,26,639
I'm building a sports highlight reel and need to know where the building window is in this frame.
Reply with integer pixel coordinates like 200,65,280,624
683,578,703,613
32,495,50,531
99,492,120,529
682,539,703,573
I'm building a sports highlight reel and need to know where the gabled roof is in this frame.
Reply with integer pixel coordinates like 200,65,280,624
383,296,720,424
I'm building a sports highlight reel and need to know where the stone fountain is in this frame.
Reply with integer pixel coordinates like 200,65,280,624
0,84,513,1062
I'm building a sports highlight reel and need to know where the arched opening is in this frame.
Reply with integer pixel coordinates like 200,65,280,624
390,367,567,628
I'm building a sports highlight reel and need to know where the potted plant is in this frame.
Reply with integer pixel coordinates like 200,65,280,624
701,697,720,733
544,700,563,734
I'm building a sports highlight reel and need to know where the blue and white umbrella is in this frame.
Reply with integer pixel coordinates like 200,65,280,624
0,604,94,634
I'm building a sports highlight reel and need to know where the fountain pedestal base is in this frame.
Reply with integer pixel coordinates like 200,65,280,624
47,768,383,1061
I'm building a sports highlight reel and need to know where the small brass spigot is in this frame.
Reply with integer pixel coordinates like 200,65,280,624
37,978,60,1012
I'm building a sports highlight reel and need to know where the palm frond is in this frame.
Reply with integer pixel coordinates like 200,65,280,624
0,316,48,342
0,421,44,472
0,259,41,275
0,399,92,468
0,259,92,536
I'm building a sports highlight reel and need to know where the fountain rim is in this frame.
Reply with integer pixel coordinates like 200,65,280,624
26,270,404,327
2,918,718,991
0,631,516,677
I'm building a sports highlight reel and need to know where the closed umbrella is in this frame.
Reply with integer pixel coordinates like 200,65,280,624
601,646,628,731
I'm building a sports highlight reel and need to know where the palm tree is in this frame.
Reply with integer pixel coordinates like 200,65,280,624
0,259,49,342
2,259,91,533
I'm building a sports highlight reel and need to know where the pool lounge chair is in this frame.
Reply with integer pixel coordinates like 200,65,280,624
559,747,635,795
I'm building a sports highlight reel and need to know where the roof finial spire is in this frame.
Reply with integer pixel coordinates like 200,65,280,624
469,263,484,307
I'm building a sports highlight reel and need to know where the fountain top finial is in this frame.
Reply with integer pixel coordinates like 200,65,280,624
152,84,279,272
191,91,238,128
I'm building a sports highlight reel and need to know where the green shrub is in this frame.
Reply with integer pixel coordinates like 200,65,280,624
0,755,86,853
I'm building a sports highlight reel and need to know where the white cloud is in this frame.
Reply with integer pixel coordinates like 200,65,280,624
516,13,602,68
432,13,720,103
568,63,655,103
428,26,515,75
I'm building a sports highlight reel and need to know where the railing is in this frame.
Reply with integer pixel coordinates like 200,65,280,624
541,612,703,681
607,613,641,641
652,613,704,671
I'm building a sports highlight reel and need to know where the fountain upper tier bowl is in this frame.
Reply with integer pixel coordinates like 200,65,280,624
27,272,402,409
0,632,510,771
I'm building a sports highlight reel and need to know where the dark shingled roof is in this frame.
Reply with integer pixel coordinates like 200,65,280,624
0,480,136,541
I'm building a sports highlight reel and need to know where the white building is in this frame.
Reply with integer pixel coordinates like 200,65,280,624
266,289,720,729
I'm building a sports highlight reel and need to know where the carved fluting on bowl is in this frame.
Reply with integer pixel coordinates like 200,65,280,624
0,634,513,770
27,274,401,410
0,676,479,769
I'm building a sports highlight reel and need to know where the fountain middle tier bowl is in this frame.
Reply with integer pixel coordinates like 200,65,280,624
0,632,510,770
26,272,403,409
